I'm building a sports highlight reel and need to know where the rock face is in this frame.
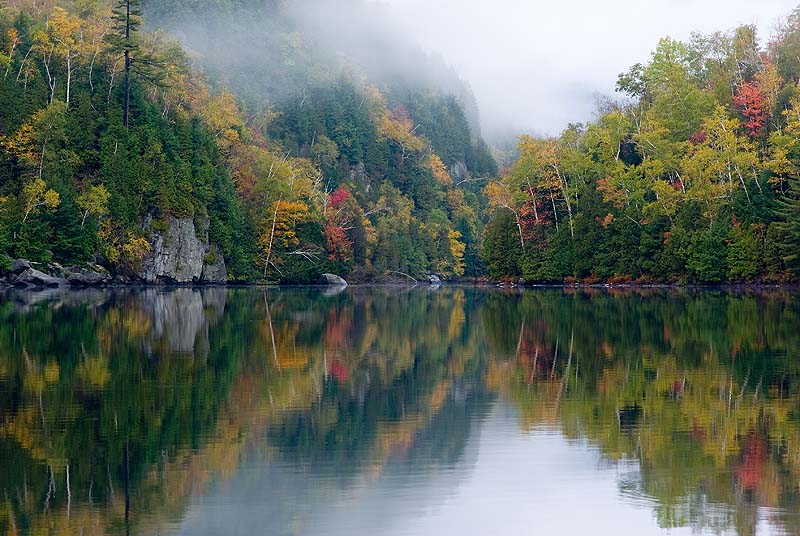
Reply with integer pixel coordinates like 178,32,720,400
320,273,347,286
140,214,226,284
200,244,227,283
450,161,469,181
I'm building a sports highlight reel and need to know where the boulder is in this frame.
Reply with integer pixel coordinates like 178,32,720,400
11,267,68,288
47,262,66,278
320,273,347,286
66,266,112,287
427,274,441,284
10,258,32,274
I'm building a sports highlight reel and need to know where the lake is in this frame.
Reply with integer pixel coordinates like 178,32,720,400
1,286,800,535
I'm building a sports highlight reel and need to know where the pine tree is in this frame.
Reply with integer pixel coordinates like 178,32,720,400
108,0,142,128
777,174,800,274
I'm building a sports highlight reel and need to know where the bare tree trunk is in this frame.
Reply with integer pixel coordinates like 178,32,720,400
525,177,539,223
264,201,280,277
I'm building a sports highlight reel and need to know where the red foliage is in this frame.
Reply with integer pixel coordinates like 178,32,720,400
329,360,349,382
328,187,351,209
324,221,353,262
689,130,707,145
733,82,767,137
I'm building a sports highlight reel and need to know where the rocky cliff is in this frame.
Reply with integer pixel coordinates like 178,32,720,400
140,214,227,284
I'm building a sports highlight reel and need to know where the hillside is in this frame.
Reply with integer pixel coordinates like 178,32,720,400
0,0,496,284
482,16,800,284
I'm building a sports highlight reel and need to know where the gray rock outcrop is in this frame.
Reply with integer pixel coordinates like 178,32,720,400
139,214,226,284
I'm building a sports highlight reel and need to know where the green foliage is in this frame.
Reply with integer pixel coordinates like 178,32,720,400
482,210,521,280
482,9,800,285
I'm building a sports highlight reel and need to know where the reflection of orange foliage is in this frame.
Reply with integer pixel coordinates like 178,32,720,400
735,433,767,492
325,307,352,350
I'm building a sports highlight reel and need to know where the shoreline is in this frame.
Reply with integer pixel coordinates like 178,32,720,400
3,280,800,291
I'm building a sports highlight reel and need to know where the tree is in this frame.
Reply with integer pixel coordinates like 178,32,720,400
21,177,60,224
48,6,82,107
107,0,143,128
484,180,525,248
777,173,800,274
732,82,767,138
76,184,110,227
257,200,313,276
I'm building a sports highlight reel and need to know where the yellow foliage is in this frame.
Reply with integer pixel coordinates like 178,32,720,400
0,122,38,164
122,237,152,269
448,230,466,277
43,361,60,383
21,178,60,223
429,153,452,185
77,184,110,223
201,92,244,152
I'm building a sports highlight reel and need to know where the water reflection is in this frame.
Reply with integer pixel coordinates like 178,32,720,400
0,287,799,535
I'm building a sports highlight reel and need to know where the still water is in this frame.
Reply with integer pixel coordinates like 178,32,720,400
1,287,800,535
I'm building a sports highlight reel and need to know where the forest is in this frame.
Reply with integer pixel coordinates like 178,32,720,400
0,0,495,283
482,15,800,283
2,0,800,283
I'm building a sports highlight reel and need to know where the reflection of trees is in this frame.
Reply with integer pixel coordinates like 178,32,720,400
4,288,800,535
0,289,242,535
486,289,800,536
0,287,493,534
260,288,491,482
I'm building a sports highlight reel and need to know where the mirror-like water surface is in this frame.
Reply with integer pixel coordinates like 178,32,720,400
1,287,800,535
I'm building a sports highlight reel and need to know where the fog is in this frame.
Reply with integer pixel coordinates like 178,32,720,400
376,0,799,140
146,0,484,131
148,0,799,146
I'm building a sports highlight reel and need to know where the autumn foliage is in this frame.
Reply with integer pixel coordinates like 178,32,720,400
733,82,767,137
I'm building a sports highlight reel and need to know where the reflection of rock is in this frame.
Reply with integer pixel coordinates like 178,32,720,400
320,273,348,287
140,214,226,284
143,288,226,355
321,284,348,297
1,287,113,313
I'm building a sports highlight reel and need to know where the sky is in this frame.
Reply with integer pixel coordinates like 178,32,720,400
375,0,800,139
